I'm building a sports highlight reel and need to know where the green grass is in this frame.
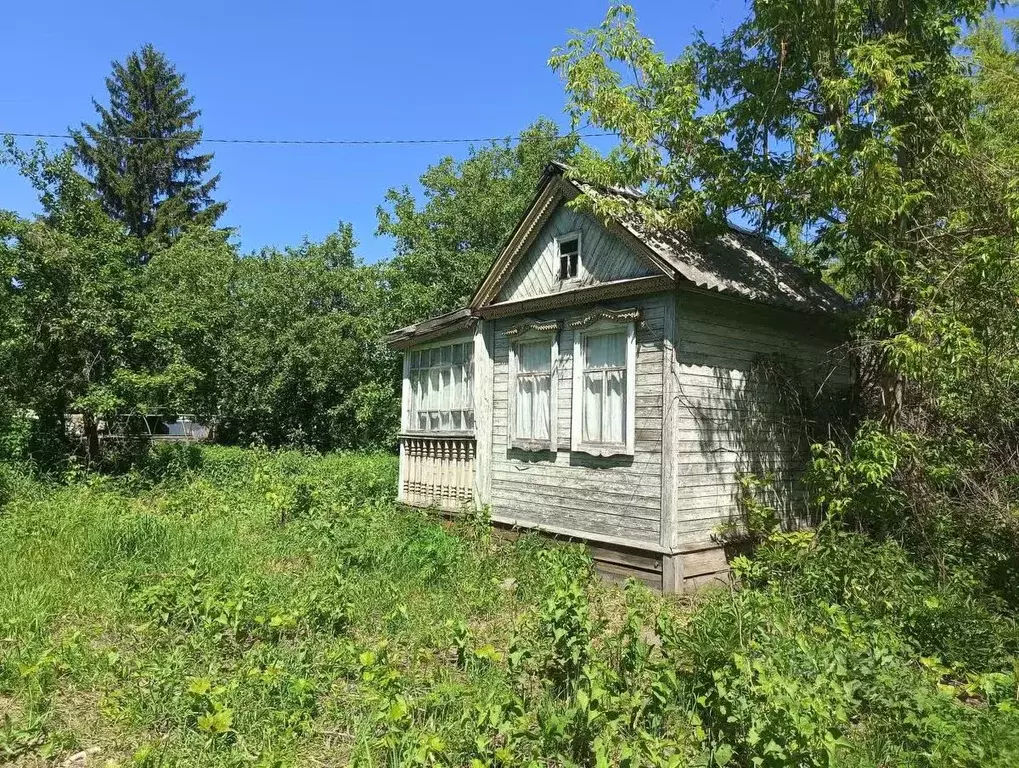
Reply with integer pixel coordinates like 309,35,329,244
0,447,650,765
1,446,1018,767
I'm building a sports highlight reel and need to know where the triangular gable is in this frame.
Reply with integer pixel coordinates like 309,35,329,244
470,172,675,310
471,163,845,316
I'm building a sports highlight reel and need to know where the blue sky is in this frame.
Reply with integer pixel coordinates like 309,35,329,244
0,0,751,262
11,0,982,264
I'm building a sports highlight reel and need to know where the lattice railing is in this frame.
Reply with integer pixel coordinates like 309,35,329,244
400,435,475,511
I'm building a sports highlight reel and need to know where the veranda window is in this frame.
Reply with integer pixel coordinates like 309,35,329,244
408,341,474,432
513,341,553,443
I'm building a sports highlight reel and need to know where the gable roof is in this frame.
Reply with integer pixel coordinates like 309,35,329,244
386,163,847,349
471,162,846,316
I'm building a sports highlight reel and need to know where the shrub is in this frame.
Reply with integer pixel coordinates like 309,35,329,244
140,441,205,484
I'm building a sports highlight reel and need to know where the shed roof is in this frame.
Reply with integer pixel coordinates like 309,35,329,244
384,307,475,349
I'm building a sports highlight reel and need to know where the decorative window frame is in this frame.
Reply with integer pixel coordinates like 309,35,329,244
506,318,560,452
570,307,639,457
553,230,583,285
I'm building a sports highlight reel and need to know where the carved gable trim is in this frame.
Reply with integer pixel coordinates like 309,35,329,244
504,318,561,338
568,306,642,330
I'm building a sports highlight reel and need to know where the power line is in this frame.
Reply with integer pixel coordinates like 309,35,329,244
2,130,614,147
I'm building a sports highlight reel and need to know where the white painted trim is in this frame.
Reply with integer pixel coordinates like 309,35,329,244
506,326,559,452
570,319,637,457
398,353,412,503
400,353,412,433
626,321,637,452
398,439,407,504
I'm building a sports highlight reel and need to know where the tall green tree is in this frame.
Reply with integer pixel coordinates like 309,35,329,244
129,227,236,417
551,1,992,423
1,140,139,461
218,225,399,451
377,118,577,324
552,2,1019,586
73,44,225,255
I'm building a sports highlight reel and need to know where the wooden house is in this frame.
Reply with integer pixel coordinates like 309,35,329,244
385,163,850,591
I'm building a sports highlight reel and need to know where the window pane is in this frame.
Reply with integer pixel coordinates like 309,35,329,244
533,375,550,441
452,344,463,365
453,365,464,408
440,345,452,366
464,410,475,430
517,376,533,438
428,369,440,410
583,372,603,443
605,369,626,444
441,369,452,410
517,341,550,373
586,332,625,369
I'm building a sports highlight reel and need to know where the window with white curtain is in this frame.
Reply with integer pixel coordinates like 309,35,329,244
513,341,552,443
506,320,559,450
581,332,627,444
407,340,474,432
571,314,637,456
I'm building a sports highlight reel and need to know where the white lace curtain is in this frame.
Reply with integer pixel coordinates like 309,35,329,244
582,332,626,444
515,341,551,441
409,342,474,431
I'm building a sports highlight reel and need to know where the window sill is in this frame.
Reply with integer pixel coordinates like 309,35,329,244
509,438,554,453
399,430,475,439
570,442,633,458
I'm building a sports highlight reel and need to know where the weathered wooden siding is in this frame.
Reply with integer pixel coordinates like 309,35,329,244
497,205,656,303
670,289,851,550
490,294,668,546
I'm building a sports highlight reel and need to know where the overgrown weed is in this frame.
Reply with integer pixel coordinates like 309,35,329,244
1,445,1017,765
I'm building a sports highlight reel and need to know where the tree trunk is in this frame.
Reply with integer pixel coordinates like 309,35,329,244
82,412,101,466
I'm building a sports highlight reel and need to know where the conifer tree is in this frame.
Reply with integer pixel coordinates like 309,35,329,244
73,44,225,255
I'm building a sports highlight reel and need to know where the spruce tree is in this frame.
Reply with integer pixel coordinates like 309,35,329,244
73,44,225,255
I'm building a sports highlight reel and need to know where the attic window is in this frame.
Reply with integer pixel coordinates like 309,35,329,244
556,233,580,281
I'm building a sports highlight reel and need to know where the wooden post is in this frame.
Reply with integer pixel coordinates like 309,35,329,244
398,354,412,502
662,553,685,594
660,292,679,554
473,320,494,510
